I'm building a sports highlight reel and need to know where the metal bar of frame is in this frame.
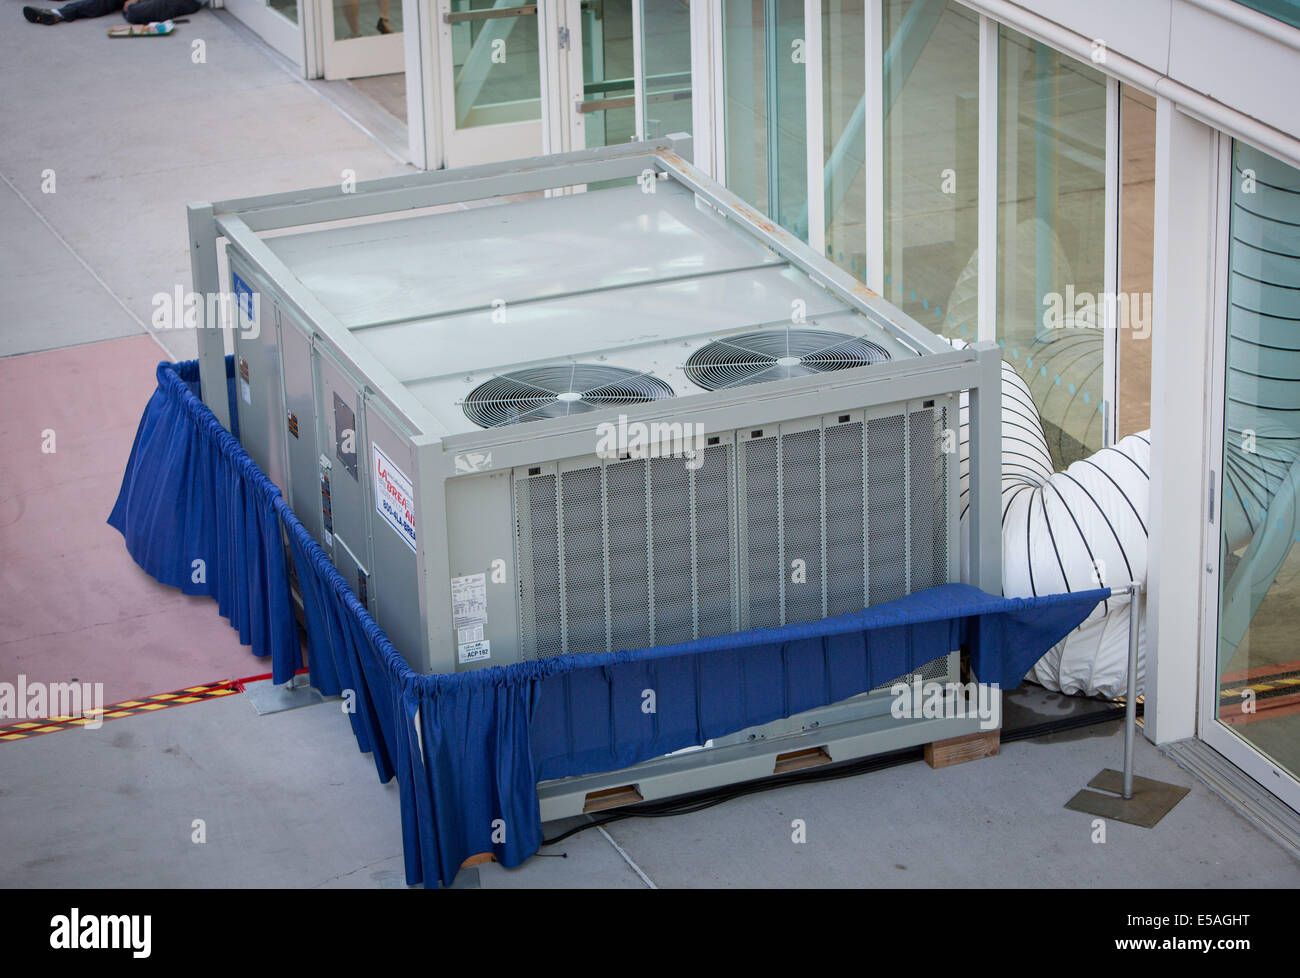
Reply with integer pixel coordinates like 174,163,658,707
187,202,232,433
864,0,885,294
1102,75,1121,447
444,4,537,24
764,0,781,222
976,13,997,343
803,0,826,254
212,138,679,232
1123,581,1144,799
631,0,647,140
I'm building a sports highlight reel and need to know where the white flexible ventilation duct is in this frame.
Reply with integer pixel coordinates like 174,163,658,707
957,352,1151,698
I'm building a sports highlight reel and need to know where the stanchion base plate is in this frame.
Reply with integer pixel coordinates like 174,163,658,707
1065,768,1190,827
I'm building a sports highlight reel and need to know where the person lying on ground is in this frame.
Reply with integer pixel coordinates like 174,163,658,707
23,0,202,26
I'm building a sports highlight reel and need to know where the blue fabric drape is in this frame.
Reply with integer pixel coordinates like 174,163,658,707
110,359,1109,887
108,359,296,682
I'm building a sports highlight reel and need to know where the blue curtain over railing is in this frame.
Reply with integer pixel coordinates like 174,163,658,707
109,360,1108,887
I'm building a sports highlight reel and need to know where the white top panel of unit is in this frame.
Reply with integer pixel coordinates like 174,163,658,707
265,181,785,329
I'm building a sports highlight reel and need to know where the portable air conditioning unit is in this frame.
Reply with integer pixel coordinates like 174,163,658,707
197,137,1003,816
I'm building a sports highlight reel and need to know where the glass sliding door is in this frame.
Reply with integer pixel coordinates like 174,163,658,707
722,0,808,238
996,26,1107,469
882,0,978,341
1211,140,1300,804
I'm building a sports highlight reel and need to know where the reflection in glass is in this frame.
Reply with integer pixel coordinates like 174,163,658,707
639,0,693,149
450,2,541,129
723,0,807,238
1117,85,1156,439
334,0,399,40
997,26,1107,468
883,0,978,341
821,0,865,281
581,1,635,149
269,0,298,25
1216,141,1300,784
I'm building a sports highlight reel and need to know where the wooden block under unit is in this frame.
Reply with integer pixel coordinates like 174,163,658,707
924,729,1001,769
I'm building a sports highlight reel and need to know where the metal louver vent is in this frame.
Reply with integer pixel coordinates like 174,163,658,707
515,444,738,659
514,403,951,661
683,329,891,391
461,364,675,428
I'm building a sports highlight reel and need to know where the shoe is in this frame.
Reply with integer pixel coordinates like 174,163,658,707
23,6,62,23
376,16,390,33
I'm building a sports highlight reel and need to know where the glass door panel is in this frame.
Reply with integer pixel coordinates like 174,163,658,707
1213,140,1300,796
321,0,404,79
437,0,544,166
637,0,693,146
578,0,636,150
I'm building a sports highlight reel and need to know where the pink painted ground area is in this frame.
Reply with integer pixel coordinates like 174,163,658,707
0,335,268,711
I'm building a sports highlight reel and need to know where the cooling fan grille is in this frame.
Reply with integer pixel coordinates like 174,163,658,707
683,328,891,391
461,364,676,428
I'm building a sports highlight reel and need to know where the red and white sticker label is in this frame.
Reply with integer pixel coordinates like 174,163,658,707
372,444,417,553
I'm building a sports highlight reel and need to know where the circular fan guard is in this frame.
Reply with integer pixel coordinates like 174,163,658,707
683,328,891,391
461,364,676,428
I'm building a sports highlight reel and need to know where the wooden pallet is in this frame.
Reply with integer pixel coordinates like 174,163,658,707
924,729,1001,769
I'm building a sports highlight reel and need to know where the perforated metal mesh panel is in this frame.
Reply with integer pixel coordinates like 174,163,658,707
515,473,563,659
867,414,908,606
824,421,866,616
514,403,952,659
740,435,781,629
515,444,738,659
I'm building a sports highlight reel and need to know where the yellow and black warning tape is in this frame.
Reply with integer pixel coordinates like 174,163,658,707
0,679,240,743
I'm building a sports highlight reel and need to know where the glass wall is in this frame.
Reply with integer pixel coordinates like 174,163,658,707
1216,140,1300,788
822,0,867,278
996,26,1107,468
640,0,694,145
723,0,808,237
882,0,979,341
580,1,637,149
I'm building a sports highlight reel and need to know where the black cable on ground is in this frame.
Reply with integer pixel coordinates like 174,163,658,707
540,698,1142,847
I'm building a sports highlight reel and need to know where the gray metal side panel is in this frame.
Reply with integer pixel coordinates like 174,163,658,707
314,346,372,607
228,254,288,493
444,471,519,669
277,308,323,545
364,397,424,667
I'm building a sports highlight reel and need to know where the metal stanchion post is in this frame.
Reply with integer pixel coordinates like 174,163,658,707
1066,578,1188,825
1122,582,1143,800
